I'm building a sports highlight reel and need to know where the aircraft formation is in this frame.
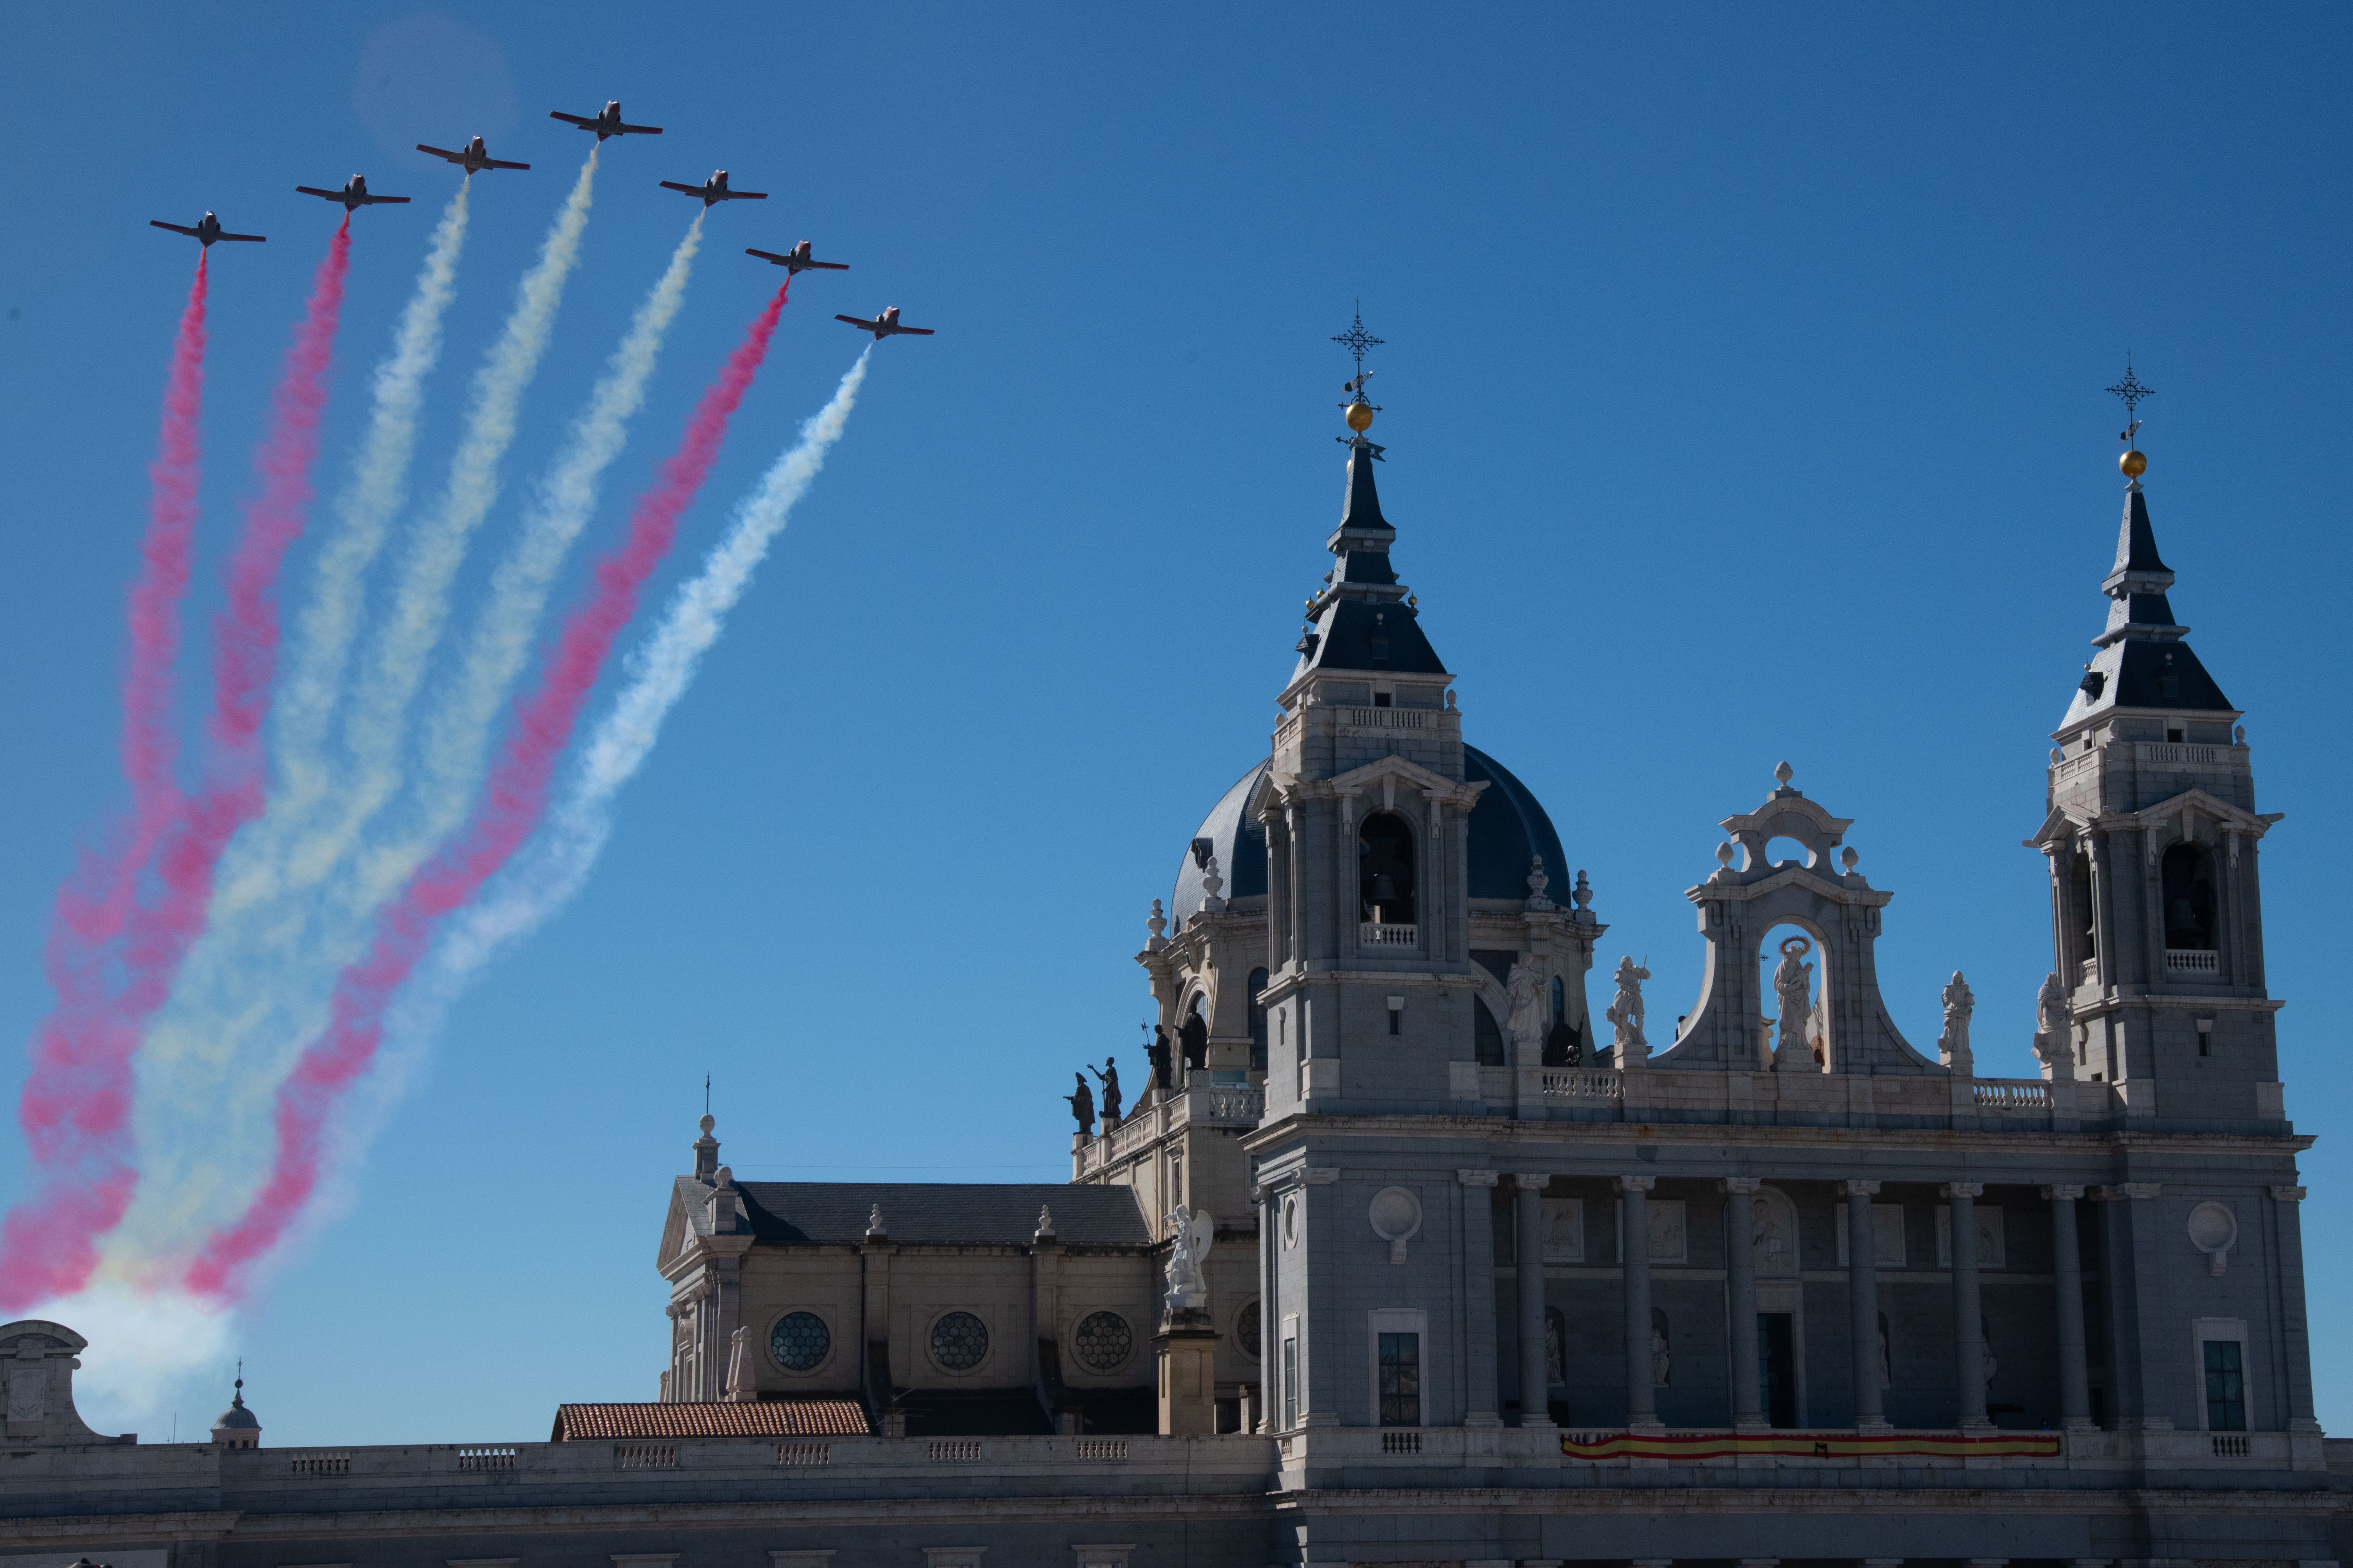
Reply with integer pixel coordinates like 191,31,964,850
148,98,933,342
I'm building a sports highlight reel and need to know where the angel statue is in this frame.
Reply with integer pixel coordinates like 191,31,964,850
1604,955,1651,1062
1163,1204,1215,1312
1504,961,1545,1060
2031,972,2075,1074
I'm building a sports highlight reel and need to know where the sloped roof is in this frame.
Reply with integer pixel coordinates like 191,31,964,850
734,1181,1151,1247
552,1399,870,1440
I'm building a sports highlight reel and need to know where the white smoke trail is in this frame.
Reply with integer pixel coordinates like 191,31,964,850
355,212,709,910
18,1283,237,1440
295,150,599,893
217,180,471,913
352,355,869,1138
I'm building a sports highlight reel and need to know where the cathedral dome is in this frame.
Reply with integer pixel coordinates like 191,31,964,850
1170,746,1567,925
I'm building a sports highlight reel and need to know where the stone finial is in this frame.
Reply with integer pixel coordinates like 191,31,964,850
1524,855,1554,911
1774,760,1794,788
865,1205,886,1240
1145,899,1168,953
2050,747,2064,764
1840,846,1859,873
1571,869,1596,925
2235,724,2247,743
1201,856,1227,914
692,1112,720,1183
1034,1205,1055,1241
1715,841,1735,868
1444,688,1458,710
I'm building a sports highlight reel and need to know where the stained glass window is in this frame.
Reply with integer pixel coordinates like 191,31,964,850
931,1310,989,1371
1073,1311,1132,1372
770,1311,829,1372
1236,1300,1261,1360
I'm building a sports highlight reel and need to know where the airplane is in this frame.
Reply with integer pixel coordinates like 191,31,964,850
744,240,848,276
296,175,412,212
834,306,934,340
417,136,531,175
149,211,265,247
550,100,663,140
659,169,765,206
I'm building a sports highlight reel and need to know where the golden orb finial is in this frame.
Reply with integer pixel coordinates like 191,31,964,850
1345,402,1375,433
2120,449,2148,479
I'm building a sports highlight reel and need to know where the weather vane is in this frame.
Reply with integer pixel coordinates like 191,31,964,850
1333,304,1386,455
2106,356,2154,484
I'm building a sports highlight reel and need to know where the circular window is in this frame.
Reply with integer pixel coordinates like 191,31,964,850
1283,1195,1299,1246
1073,1311,1133,1372
770,1311,829,1372
1236,1300,1261,1360
930,1310,990,1371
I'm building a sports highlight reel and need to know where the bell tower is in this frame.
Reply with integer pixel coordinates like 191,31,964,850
2026,370,2285,1126
1253,325,1492,1119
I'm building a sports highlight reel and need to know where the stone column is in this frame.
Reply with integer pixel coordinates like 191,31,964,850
1842,1179,1887,1430
1619,1175,1659,1428
1723,1178,1763,1428
1459,1171,1503,1428
1514,1173,1552,1427
2045,1183,2093,1430
1255,1180,1276,1433
2271,1184,2320,1431
1944,1181,1989,1429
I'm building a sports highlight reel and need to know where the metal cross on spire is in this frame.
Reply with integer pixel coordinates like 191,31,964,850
1333,304,1383,412
2106,356,2155,446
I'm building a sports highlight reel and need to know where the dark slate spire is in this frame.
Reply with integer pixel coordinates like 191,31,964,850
1336,432,1392,537
2060,477,2233,730
1292,434,1445,678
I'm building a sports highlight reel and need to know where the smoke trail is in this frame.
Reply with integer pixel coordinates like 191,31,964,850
239,184,471,893
346,353,868,1179
298,152,597,891
366,211,707,908
185,284,793,1301
0,256,209,1311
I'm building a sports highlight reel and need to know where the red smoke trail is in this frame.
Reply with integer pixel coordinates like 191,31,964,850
0,224,353,1310
187,282,790,1300
0,256,211,1309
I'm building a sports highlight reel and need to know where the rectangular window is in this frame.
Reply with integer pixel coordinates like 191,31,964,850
1281,1328,1299,1430
1388,1007,1402,1036
1377,1332,1421,1426
2204,1340,2245,1431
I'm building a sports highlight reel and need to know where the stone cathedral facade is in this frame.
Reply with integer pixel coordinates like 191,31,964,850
1,406,2341,1568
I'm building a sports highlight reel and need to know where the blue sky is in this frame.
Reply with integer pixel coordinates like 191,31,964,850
0,3,2345,1444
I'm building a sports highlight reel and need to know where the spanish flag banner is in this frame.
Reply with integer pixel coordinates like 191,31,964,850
1561,1430,2064,1461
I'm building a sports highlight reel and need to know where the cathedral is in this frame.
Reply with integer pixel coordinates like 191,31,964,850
0,361,2340,1568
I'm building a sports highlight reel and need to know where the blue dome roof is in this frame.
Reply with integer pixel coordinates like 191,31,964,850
1170,746,1566,925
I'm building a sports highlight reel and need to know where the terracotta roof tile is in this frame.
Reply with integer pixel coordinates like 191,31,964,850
552,1400,870,1441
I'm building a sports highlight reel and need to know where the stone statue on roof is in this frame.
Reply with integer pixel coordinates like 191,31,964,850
1090,1057,1122,1125
1066,1072,1095,1135
1163,1205,1213,1312
1504,962,1544,1060
1605,955,1651,1057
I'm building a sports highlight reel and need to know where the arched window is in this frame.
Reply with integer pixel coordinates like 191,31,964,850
2071,851,2097,959
2161,844,2216,950
1247,968,1270,1072
1358,813,1417,925
1474,999,1506,1066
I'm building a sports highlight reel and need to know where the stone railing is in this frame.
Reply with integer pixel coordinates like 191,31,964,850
1359,922,1417,947
1541,1069,1623,1100
2165,948,2220,974
1972,1079,2052,1111
1341,706,1434,730
2140,742,2229,765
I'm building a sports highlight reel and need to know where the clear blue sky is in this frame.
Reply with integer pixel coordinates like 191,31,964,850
0,3,2344,1445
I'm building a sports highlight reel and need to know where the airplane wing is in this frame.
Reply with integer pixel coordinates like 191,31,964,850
219,231,266,242
360,194,412,204
746,248,789,263
549,111,595,127
834,314,878,329
658,181,700,195
893,326,936,335
487,157,532,170
807,259,849,270
150,219,199,236
618,122,665,134
295,187,342,200
416,144,464,163
723,190,768,200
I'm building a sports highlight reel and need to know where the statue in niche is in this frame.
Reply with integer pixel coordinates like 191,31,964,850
1937,970,1976,1074
1066,1072,1096,1135
1504,962,1545,1060
1650,1308,1672,1387
1877,1317,1893,1390
1604,956,1650,1055
2032,973,2075,1073
1771,936,1815,1069
1090,1057,1122,1126
1163,1204,1214,1312
1982,1326,1999,1389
